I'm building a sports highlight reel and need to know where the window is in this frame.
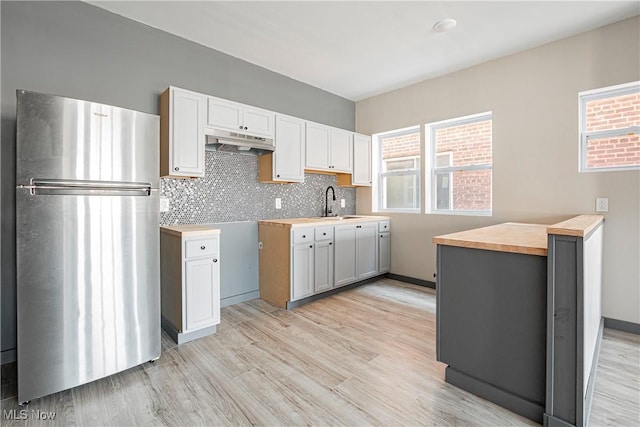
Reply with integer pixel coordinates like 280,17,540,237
427,112,492,215
579,81,640,172
374,127,420,212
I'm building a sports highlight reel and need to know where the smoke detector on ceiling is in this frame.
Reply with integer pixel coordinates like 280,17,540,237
433,18,457,33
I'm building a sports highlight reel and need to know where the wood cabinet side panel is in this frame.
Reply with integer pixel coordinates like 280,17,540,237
258,224,291,308
160,88,170,177
160,231,183,330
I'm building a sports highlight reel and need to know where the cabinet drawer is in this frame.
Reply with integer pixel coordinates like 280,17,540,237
292,228,313,245
185,237,218,259
378,221,390,232
314,226,334,241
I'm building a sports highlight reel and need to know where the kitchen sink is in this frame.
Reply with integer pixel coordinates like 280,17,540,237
316,215,362,220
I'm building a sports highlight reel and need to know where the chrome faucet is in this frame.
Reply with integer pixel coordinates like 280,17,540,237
325,186,336,217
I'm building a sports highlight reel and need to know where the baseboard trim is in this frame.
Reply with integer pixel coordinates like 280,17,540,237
221,290,260,308
1,349,17,365
386,273,436,289
445,366,544,423
604,317,640,335
161,316,217,345
287,275,385,310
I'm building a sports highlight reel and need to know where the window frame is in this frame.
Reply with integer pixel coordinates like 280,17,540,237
426,111,493,216
373,126,421,213
578,81,640,173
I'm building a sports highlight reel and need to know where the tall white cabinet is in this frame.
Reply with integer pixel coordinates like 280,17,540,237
160,225,221,344
160,87,206,178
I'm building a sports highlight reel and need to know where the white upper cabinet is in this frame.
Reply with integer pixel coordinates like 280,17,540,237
305,122,353,173
206,97,274,138
352,133,372,186
273,115,305,182
160,87,206,178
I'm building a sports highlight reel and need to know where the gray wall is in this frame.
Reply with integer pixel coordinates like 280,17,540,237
0,1,354,359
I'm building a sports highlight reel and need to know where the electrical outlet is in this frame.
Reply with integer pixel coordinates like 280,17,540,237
595,197,608,213
341,199,345,208
275,198,282,209
160,197,170,212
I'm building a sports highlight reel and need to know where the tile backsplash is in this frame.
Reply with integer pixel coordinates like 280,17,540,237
160,151,356,225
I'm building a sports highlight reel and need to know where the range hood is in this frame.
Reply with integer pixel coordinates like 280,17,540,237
205,128,274,156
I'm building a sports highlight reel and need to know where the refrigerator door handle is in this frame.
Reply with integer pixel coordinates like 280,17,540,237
28,179,152,196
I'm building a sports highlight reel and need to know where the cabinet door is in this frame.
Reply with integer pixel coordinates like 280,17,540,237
334,225,357,287
207,97,243,131
314,240,334,293
171,88,206,177
243,106,275,138
184,257,219,331
273,115,305,182
356,223,378,280
379,232,390,273
305,122,330,170
292,244,314,301
330,129,353,172
352,133,372,186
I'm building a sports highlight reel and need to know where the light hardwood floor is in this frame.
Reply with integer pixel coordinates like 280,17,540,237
1,279,638,426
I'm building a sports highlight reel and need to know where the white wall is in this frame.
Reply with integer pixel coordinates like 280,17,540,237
355,17,640,324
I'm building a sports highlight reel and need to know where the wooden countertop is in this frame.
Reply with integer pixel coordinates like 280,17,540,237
433,223,549,256
160,225,221,238
259,215,390,228
433,215,605,256
546,214,604,237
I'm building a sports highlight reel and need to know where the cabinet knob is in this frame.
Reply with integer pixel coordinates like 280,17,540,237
174,167,179,171
239,126,243,129
302,235,306,238
356,225,362,229
213,258,218,263
309,245,313,248
244,126,248,130
276,174,280,178
329,242,332,246
200,245,206,250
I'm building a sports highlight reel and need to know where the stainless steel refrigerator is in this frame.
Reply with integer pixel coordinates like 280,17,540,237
15,90,161,404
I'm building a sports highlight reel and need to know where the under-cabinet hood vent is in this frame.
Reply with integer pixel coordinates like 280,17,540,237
205,129,274,156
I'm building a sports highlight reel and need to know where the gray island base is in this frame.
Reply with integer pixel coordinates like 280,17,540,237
434,216,604,426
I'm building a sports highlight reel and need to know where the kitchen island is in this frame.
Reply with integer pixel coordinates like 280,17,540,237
433,215,604,426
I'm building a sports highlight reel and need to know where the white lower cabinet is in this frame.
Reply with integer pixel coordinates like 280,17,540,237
334,225,357,287
356,223,378,280
292,242,314,300
314,239,334,293
160,227,221,344
378,220,391,273
259,218,389,308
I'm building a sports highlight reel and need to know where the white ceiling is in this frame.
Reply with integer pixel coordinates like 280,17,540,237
88,1,639,101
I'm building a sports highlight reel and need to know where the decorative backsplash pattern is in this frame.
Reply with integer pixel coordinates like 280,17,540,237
160,151,356,225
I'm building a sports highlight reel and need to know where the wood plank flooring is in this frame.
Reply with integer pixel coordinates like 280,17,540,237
1,279,638,426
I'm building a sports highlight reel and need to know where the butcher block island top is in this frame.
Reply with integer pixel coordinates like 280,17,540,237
432,215,604,256
433,222,548,256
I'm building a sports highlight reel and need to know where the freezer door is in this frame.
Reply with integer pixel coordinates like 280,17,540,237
16,90,159,187
16,189,160,403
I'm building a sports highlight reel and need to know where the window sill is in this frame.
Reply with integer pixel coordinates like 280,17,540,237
427,210,493,217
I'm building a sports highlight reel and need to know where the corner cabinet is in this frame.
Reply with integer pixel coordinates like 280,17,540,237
160,87,206,178
259,114,305,183
305,122,353,173
160,226,221,344
258,218,388,309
